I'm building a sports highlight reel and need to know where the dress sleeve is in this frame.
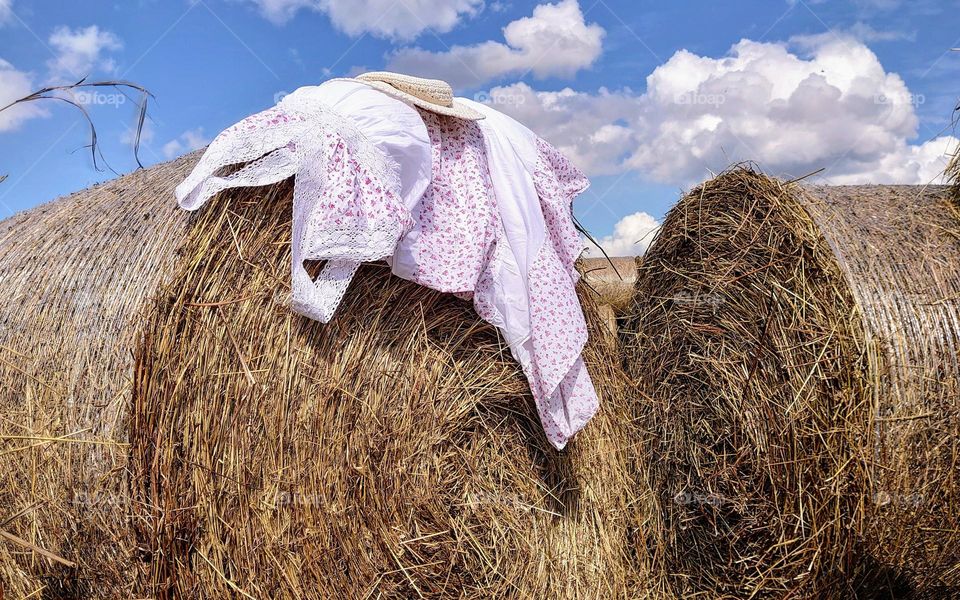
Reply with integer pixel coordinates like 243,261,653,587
295,131,412,263
289,129,413,323
175,106,310,210
175,99,412,324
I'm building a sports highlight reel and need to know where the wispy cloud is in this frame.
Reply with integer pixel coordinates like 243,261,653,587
0,0,13,25
46,25,123,82
0,59,46,132
162,127,210,159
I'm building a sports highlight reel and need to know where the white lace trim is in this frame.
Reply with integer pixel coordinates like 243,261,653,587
291,259,362,323
175,97,407,323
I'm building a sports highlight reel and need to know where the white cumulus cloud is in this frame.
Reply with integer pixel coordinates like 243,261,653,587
584,211,660,257
247,0,482,40
387,0,604,90
47,25,123,82
485,35,958,186
162,128,211,159
480,82,641,176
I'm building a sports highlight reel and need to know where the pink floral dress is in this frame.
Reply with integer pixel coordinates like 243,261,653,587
177,83,598,449
391,109,598,449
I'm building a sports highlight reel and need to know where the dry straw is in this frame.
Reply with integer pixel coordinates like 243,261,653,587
0,155,657,598
579,257,640,351
950,101,959,202
949,142,959,199
580,257,639,317
623,166,960,598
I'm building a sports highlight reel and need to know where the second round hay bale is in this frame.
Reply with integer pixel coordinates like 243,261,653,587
581,257,640,351
624,167,960,598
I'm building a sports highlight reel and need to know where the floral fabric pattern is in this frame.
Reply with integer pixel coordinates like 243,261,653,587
390,112,498,292
176,94,411,323
533,137,590,276
403,108,597,449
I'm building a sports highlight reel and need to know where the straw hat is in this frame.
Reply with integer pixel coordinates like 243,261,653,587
355,71,484,121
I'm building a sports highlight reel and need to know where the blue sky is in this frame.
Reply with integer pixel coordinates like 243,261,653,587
0,0,958,255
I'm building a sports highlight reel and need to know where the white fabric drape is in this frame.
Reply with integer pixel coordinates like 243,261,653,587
175,80,431,322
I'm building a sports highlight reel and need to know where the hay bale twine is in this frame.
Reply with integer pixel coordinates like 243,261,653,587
624,167,960,598
0,156,653,597
0,156,195,597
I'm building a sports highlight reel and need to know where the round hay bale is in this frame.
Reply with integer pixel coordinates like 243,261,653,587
0,156,195,597
580,257,639,354
624,167,960,598
0,157,654,598
129,180,651,599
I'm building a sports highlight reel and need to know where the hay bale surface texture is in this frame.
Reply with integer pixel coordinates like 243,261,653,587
579,257,639,352
0,156,195,597
0,155,652,598
624,167,960,598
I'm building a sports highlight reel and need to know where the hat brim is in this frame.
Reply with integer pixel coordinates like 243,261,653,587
355,79,485,121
